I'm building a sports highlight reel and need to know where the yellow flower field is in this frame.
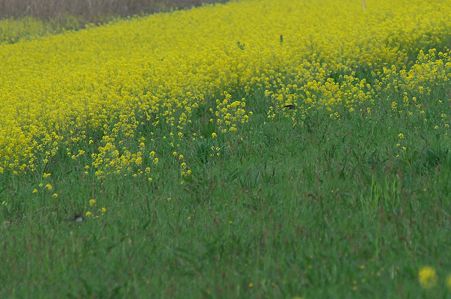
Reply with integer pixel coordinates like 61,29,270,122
0,0,449,174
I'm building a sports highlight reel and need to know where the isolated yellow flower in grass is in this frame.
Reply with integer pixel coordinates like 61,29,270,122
418,266,437,289
89,199,96,207
45,183,53,191
100,207,107,214
85,211,93,218
446,274,451,290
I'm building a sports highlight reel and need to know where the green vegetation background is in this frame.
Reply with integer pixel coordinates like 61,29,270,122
0,0,226,44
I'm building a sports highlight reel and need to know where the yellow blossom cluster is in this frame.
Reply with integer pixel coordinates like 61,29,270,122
0,0,449,175
85,198,107,218
215,92,252,134
418,266,451,291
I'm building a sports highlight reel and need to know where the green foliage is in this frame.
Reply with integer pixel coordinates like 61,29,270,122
0,0,227,44
0,17,54,44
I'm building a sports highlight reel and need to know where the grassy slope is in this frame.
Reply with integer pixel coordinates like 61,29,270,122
0,77,450,298
0,0,226,44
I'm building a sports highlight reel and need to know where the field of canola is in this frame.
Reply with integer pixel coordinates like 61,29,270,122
0,0,450,177
1,0,451,297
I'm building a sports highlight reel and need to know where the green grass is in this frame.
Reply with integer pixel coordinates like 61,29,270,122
0,17,83,44
0,0,227,45
1,74,450,298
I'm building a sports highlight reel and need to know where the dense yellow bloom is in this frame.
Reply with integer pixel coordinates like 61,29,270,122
418,266,437,289
0,0,449,175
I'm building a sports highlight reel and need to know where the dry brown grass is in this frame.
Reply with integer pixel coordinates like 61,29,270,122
0,0,226,21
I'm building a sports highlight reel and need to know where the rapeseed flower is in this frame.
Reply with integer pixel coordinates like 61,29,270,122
0,0,448,177
418,266,437,289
